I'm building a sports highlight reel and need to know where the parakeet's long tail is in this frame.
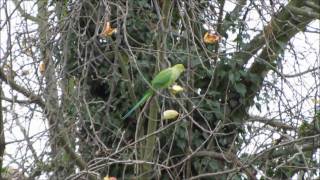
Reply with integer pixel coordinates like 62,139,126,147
122,90,153,119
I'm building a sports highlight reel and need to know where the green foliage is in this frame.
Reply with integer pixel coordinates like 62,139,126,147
175,122,188,150
264,155,317,179
298,117,319,138
234,83,246,97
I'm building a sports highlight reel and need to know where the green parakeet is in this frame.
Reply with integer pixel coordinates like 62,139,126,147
122,64,185,119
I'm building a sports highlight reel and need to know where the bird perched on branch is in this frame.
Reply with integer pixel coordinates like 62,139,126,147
122,64,185,119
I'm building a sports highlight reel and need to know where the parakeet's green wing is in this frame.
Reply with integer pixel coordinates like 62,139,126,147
151,68,173,89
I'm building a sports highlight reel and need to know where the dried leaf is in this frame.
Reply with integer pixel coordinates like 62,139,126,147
104,176,117,180
39,62,46,75
100,22,117,37
203,32,221,44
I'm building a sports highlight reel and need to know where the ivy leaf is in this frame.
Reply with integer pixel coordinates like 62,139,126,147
255,102,262,112
235,83,246,97
228,71,240,83
208,161,219,171
228,72,235,82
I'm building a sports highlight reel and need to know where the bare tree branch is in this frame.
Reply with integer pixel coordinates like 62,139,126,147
0,69,45,109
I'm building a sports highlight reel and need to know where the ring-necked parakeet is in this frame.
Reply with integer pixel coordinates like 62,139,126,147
122,64,185,119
